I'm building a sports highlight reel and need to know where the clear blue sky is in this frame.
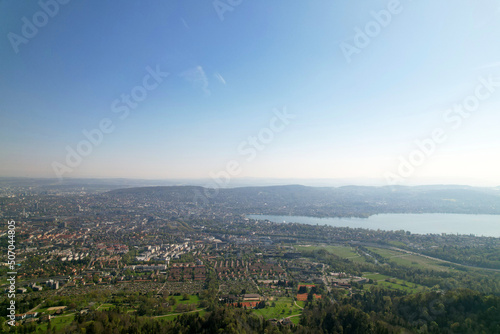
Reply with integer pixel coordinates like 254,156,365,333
1,0,500,186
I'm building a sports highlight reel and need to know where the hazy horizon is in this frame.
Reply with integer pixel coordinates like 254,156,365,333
1,175,499,189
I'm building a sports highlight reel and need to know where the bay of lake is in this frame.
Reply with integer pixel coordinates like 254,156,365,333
247,213,500,238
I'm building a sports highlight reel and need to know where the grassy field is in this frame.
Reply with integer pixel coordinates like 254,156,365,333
349,255,369,264
365,247,402,258
157,309,206,321
387,241,407,248
252,297,302,320
296,245,358,258
295,300,306,308
325,246,359,258
363,272,427,293
171,294,200,305
295,244,369,264
363,273,387,281
389,254,451,272
37,313,75,332
374,281,423,293
97,303,116,311
366,247,451,272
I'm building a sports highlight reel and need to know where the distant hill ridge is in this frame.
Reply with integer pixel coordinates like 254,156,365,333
106,185,500,217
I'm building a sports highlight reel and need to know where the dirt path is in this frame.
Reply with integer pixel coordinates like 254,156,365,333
153,308,206,318
26,299,47,314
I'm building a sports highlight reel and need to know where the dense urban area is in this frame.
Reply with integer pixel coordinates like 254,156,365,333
1,179,500,333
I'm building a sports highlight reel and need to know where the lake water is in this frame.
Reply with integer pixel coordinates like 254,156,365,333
247,214,500,238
